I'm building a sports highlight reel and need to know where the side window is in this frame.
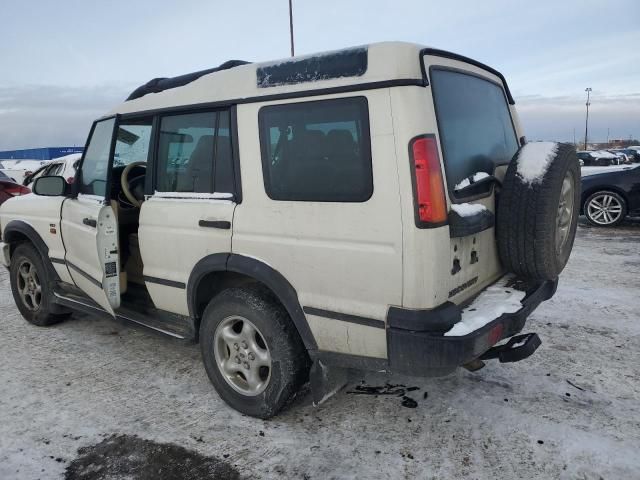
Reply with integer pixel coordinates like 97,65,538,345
156,110,234,194
114,120,153,167
258,97,372,202
80,118,115,197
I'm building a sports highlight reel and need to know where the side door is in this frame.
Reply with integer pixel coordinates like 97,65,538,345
61,117,121,315
138,109,238,315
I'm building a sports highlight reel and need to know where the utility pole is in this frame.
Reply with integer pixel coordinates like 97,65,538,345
573,128,576,146
607,128,610,146
584,87,592,150
288,0,295,57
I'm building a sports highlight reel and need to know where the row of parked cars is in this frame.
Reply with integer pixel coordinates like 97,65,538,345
577,147,640,166
0,154,80,206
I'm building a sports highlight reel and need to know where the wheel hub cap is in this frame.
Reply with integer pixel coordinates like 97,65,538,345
555,170,575,252
213,316,271,396
17,260,42,311
587,193,623,225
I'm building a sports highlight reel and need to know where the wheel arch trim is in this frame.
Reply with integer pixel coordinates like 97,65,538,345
187,253,317,350
2,220,62,282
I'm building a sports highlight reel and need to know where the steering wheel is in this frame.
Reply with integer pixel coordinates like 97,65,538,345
121,162,147,208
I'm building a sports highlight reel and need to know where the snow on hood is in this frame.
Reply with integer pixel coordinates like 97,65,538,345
516,142,559,185
445,275,525,336
450,202,487,217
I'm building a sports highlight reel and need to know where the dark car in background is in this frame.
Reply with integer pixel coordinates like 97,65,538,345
577,150,619,166
581,165,640,226
610,148,640,163
0,170,31,206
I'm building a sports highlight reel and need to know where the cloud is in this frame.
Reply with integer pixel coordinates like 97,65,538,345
0,84,132,150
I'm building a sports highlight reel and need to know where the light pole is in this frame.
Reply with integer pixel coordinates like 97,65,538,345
584,87,592,150
288,0,295,57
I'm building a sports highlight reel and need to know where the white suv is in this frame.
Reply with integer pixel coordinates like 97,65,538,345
0,43,580,418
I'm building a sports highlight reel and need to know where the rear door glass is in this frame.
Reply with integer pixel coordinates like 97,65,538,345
431,69,518,199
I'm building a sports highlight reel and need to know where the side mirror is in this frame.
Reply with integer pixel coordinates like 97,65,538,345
33,176,67,196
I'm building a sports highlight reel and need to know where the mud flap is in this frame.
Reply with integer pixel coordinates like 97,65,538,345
309,359,350,406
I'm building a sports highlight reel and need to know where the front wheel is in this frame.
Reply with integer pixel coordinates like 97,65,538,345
584,191,627,227
200,285,309,418
9,243,69,326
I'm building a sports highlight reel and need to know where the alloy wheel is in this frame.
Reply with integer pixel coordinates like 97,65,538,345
213,316,272,396
587,193,623,226
16,260,42,311
555,169,575,252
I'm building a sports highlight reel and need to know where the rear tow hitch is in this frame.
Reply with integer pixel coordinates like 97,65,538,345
480,332,542,363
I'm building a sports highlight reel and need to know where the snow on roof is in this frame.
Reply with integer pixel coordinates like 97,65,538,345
516,142,559,185
592,150,618,159
110,42,427,116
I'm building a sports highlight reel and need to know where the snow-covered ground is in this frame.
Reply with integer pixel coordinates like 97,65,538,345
1,219,639,479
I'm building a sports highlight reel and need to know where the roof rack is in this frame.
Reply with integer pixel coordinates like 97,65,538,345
126,60,251,101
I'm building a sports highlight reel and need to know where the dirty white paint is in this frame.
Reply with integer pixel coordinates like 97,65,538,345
1,220,639,479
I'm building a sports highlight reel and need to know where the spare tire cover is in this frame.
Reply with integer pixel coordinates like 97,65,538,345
497,142,580,280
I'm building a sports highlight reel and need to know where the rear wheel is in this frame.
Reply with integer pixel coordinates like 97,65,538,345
9,243,69,326
584,191,626,227
200,285,309,418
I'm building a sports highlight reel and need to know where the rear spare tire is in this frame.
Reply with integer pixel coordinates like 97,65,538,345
497,142,580,280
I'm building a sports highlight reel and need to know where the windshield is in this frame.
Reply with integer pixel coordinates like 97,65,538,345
431,68,519,199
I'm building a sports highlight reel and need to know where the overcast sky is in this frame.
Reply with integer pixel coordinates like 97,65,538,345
1,0,638,150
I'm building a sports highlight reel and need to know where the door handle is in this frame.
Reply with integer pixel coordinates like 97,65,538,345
198,220,231,229
83,218,97,228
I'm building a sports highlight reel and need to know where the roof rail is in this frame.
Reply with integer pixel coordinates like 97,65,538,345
126,60,251,101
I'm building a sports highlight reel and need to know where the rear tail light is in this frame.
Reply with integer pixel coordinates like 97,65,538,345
4,184,31,197
409,135,447,226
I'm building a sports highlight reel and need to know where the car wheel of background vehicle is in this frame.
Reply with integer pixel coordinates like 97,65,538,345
200,285,309,419
497,143,581,281
583,191,626,227
9,243,70,326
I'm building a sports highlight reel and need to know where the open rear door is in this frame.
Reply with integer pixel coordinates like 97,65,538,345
60,116,120,315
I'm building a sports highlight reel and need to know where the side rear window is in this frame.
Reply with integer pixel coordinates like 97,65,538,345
156,110,234,194
258,97,372,202
431,68,518,199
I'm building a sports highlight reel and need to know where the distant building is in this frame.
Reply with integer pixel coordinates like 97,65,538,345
0,147,83,161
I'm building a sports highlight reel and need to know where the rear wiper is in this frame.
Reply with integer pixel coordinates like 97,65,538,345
454,173,501,194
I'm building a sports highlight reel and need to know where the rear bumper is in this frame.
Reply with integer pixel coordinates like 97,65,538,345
387,278,558,376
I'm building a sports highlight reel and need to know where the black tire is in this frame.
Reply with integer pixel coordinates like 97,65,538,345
9,243,69,326
199,285,309,419
583,190,627,227
497,143,581,280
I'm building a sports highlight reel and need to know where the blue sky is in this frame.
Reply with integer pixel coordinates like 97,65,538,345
0,0,638,149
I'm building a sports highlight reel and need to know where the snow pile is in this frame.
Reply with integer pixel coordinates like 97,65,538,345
450,202,487,217
516,142,559,184
445,275,525,336
454,172,490,191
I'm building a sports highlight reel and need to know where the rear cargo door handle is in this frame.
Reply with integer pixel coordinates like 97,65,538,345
83,218,97,228
198,220,231,229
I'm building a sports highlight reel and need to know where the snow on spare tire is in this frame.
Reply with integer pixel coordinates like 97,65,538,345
497,142,580,281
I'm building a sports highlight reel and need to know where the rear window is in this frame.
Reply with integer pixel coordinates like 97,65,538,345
431,69,518,199
258,97,372,202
